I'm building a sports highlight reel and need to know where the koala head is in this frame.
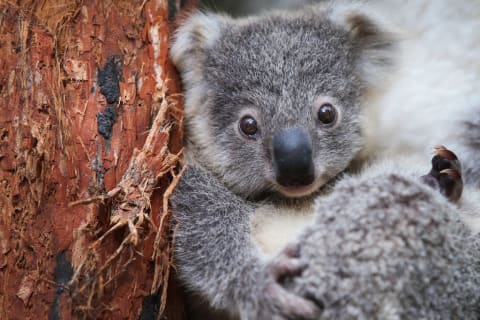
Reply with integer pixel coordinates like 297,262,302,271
171,4,396,198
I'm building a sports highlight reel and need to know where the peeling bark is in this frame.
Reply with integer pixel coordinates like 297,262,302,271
0,0,192,318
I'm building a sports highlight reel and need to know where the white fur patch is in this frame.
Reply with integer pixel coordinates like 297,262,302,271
252,202,315,257
364,0,480,159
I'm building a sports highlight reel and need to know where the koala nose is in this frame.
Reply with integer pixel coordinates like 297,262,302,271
272,127,315,187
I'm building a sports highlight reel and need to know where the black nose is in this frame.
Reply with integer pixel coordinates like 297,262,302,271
272,127,315,187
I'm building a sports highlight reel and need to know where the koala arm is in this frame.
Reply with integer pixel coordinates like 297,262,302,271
172,167,320,319
172,166,259,313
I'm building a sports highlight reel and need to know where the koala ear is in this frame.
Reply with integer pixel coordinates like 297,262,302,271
329,4,397,87
170,12,229,74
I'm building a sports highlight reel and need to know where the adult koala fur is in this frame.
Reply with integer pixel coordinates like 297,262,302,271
289,159,480,319
170,1,480,319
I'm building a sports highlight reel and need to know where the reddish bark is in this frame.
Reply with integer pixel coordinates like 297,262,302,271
0,0,191,318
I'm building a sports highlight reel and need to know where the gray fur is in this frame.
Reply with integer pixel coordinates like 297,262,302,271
170,3,480,320
173,167,321,319
455,110,480,188
171,3,395,198
290,167,480,319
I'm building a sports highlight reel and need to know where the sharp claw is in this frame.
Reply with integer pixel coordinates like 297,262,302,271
270,258,306,280
434,146,458,160
265,282,322,319
423,146,463,203
264,243,322,319
440,168,461,179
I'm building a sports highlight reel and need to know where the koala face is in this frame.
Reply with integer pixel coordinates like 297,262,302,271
172,5,395,198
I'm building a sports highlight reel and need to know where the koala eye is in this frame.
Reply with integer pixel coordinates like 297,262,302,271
239,115,258,138
317,103,337,125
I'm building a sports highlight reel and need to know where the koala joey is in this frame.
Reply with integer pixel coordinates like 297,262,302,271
171,3,393,318
172,2,395,245
170,2,480,319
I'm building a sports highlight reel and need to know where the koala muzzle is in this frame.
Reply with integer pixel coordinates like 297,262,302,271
273,127,315,187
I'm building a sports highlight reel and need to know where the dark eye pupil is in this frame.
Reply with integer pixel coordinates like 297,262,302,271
318,104,336,124
240,116,258,136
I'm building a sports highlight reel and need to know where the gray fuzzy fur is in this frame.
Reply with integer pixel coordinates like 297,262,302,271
170,3,480,320
171,3,395,198
290,165,480,319
454,111,480,188
174,167,321,319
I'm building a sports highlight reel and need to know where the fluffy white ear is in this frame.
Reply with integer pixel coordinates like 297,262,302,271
329,4,398,87
170,12,229,74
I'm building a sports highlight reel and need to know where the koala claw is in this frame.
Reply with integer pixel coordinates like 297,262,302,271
270,243,306,281
263,281,321,320
420,145,463,202
257,244,323,320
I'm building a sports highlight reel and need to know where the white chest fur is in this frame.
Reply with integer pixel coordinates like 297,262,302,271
251,202,316,257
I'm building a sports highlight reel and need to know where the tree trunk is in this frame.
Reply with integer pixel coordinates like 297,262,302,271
0,0,192,318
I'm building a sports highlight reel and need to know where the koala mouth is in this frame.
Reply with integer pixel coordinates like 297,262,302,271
274,178,326,198
271,127,320,198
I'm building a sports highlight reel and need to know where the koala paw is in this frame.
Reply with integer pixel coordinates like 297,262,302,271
420,145,463,202
253,244,323,320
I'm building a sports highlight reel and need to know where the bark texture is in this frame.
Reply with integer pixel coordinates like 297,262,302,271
0,0,192,318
